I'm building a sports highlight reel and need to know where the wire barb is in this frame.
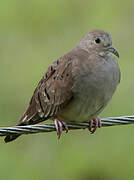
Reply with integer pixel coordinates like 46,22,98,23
0,115,134,137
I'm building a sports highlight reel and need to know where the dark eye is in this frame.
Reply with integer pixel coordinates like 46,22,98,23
95,38,101,44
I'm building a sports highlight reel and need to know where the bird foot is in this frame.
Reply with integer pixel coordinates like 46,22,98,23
88,117,102,134
54,118,68,139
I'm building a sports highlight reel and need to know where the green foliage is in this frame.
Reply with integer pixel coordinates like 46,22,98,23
0,0,134,179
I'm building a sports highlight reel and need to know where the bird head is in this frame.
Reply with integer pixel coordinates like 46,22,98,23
78,30,119,58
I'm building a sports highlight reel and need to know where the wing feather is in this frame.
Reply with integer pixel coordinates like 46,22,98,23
18,57,73,125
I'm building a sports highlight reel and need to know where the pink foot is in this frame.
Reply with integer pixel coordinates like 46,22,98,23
54,118,68,139
88,117,102,134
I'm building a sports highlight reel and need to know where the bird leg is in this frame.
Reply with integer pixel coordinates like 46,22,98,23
54,118,68,139
88,117,102,134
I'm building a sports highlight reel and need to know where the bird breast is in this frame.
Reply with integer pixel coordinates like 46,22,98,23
58,54,120,123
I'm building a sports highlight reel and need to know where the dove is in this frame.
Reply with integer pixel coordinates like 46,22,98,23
4,30,120,143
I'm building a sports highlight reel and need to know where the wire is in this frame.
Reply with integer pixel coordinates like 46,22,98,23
0,115,134,137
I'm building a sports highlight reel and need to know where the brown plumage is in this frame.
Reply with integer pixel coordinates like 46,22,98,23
4,30,120,142
5,53,74,142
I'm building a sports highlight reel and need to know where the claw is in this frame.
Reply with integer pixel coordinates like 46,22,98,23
88,117,102,134
61,121,68,133
54,118,68,139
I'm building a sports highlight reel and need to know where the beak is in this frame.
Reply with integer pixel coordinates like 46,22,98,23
107,46,119,58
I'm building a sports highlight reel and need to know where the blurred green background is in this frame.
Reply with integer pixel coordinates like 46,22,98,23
0,0,134,179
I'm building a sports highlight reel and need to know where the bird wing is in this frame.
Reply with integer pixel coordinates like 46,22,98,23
18,56,74,125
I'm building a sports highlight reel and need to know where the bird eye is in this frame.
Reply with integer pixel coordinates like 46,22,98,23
95,38,101,44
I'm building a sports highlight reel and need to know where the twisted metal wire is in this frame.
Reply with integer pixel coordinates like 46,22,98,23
0,115,134,137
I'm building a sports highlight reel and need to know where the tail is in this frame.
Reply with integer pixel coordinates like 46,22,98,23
4,112,40,143
4,98,38,143
4,113,46,143
4,91,49,143
4,119,27,143
4,134,21,143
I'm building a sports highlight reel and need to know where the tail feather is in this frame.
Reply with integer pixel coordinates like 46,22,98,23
4,110,37,143
4,112,44,143
4,94,49,143
4,134,21,143
4,114,38,143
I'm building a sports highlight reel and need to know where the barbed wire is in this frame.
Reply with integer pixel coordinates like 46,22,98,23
0,115,134,137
